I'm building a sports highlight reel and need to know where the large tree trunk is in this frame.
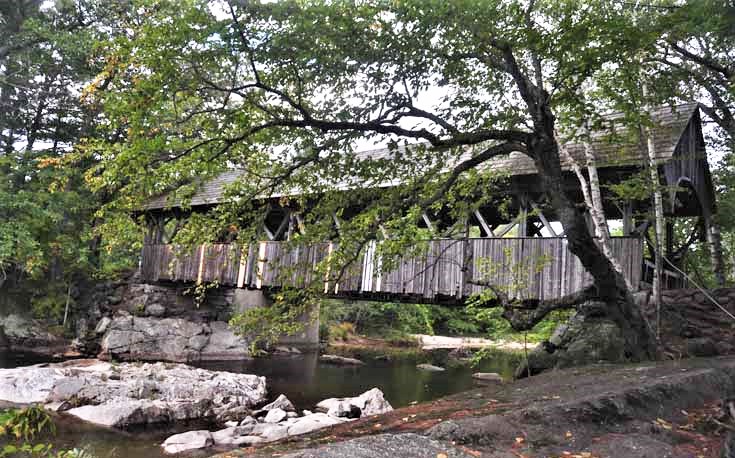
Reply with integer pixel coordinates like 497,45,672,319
559,131,630,289
531,130,657,361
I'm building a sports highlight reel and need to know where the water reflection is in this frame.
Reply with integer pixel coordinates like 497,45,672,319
197,352,518,410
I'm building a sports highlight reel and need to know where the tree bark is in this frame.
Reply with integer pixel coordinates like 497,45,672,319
644,99,665,342
527,104,657,361
705,215,727,287
559,128,630,289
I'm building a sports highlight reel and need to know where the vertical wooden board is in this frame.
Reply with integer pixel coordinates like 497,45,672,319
265,242,281,287
141,245,152,281
420,243,432,298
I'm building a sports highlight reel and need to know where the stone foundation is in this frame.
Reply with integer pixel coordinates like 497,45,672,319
93,283,319,363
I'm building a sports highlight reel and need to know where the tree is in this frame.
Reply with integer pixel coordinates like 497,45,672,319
92,0,670,359
654,0,735,285
0,0,139,319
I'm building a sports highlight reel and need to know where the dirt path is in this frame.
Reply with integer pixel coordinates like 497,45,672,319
213,356,735,457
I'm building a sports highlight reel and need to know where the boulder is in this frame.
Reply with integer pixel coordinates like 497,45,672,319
145,303,166,317
416,363,445,372
264,408,289,423
240,415,257,426
252,423,290,442
316,388,393,418
212,426,239,445
161,430,213,454
261,394,296,412
515,309,626,378
326,400,362,419
472,372,504,383
231,435,264,446
0,314,68,355
355,388,394,416
67,400,169,428
287,413,346,436
0,359,266,428
98,314,249,362
94,317,111,335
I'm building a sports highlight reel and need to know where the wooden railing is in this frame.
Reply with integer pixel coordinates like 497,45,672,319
140,237,644,301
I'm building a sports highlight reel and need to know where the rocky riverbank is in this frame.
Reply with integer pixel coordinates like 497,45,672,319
0,359,267,428
161,389,393,454
97,312,251,362
214,356,735,458
0,314,70,357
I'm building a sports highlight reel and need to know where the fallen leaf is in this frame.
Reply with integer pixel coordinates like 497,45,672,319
565,431,573,438
437,454,448,458
515,437,525,444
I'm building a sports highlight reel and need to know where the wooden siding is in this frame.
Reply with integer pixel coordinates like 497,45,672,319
140,237,644,301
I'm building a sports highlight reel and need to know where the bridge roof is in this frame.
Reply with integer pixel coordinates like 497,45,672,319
144,103,700,210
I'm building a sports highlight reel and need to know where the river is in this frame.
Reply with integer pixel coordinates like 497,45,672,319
0,351,520,457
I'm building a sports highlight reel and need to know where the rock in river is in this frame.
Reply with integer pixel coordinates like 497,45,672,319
0,359,267,428
316,388,393,417
261,393,296,412
264,407,289,423
318,354,364,366
161,430,213,454
161,388,392,453
416,363,445,372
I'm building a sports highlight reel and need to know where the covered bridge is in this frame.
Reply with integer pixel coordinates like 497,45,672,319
139,103,716,302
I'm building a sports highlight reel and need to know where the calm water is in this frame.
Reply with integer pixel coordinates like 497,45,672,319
0,351,519,457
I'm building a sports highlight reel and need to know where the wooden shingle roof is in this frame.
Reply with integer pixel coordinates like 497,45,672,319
144,103,698,210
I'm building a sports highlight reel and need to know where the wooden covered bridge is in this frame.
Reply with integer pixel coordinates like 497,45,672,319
139,104,716,302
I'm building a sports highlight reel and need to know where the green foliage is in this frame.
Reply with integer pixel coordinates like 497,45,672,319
229,288,320,350
183,281,220,309
0,406,93,458
0,406,54,442
0,0,141,317
321,300,435,337
468,346,525,369
29,284,74,323
320,298,570,344
384,331,421,348
327,322,356,342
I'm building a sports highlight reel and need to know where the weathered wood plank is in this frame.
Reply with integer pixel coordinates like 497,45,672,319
139,237,645,301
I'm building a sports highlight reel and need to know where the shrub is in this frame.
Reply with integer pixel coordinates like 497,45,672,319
384,330,420,348
328,322,355,342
